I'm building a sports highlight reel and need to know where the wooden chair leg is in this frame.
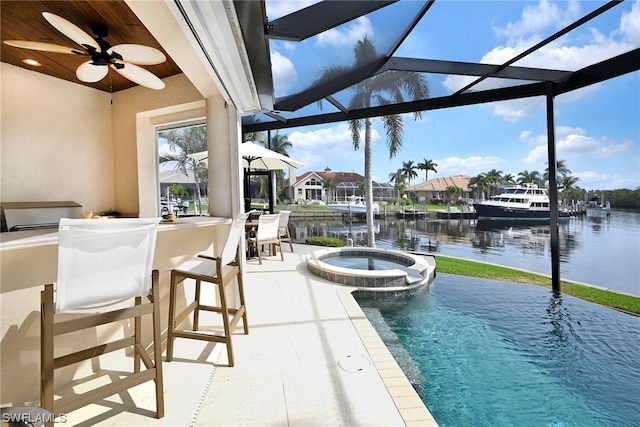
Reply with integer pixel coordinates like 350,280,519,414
287,229,294,252
134,296,142,374
41,285,55,423
166,271,178,362
193,279,201,331
150,271,165,418
218,281,235,367
236,262,249,335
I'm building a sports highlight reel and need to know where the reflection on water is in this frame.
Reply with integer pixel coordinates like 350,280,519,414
289,209,640,295
356,274,640,426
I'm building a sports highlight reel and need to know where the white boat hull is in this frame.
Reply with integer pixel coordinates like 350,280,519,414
328,203,379,215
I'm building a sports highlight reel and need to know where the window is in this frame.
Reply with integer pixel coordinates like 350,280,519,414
157,123,208,216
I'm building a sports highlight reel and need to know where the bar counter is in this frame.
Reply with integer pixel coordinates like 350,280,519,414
0,216,232,406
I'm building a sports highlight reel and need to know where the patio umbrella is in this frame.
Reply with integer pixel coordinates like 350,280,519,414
240,141,304,170
187,141,305,170
188,141,304,213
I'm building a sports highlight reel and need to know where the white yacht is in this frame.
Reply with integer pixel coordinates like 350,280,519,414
474,184,570,221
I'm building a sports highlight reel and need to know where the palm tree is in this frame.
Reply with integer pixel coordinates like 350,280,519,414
445,185,463,203
544,160,571,187
484,169,504,196
316,36,429,246
559,174,580,206
517,170,542,187
243,130,267,145
159,125,208,213
417,159,438,183
389,168,405,206
323,176,336,204
502,173,516,185
401,160,418,188
468,174,490,200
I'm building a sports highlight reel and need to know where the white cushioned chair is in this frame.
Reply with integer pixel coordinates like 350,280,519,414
41,218,164,423
278,210,294,252
247,213,284,265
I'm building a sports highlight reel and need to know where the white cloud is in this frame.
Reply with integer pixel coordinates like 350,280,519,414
317,17,373,46
265,0,318,20
287,122,381,171
521,126,635,165
575,170,640,191
442,0,638,122
620,0,640,44
492,0,581,41
435,156,505,177
271,51,297,96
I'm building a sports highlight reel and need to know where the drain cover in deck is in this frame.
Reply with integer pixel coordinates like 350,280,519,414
338,354,371,373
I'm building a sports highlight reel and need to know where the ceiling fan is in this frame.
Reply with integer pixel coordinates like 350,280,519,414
4,12,166,90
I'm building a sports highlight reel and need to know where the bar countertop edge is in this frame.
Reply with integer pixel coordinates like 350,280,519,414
0,216,232,251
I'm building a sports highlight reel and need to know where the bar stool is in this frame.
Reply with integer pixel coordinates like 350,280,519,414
41,218,164,423
166,213,249,367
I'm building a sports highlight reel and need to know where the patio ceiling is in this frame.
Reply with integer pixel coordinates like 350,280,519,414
239,0,640,133
0,0,182,93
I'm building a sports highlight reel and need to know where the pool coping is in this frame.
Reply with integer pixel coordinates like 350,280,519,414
336,286,439,426
306,247,435,295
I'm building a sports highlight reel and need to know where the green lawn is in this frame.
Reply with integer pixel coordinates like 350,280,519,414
435,255,640,315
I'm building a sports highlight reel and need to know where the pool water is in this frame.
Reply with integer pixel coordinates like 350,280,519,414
356,274,640,427
323,255,409,271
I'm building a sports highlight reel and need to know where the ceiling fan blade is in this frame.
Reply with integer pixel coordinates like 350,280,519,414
112,62,165,90
76,61,108,83
42,12,99,50
109,44,166,65
3,40,82,55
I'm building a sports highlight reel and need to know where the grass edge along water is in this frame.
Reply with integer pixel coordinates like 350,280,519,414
434,255,640,316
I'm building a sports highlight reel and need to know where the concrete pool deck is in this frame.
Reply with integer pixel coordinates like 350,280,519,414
63,243,437,426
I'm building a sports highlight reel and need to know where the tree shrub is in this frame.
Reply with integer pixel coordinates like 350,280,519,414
305,236,345,247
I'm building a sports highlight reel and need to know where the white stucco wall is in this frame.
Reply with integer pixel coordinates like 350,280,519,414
111,73,203,216
1,63,114,212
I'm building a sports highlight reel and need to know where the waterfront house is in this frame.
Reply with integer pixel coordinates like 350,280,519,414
288,167,394,204
406,175,473,203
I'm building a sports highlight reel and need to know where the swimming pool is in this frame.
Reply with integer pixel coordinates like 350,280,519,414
356,274,640,427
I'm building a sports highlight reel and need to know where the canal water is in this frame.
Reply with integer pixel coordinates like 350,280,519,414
288,208,640,296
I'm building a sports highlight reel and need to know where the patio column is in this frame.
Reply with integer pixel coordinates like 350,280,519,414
206,96,241,218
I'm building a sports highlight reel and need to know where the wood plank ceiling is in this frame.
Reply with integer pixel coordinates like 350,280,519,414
1,0,182,92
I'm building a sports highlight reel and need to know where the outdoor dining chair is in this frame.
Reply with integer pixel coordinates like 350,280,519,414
247,213,284,264
278,210,294,252
41,218,164,423
166,212,249,367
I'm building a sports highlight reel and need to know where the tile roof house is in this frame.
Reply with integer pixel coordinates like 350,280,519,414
286,167,394,204
159,170,201,199
406,175,473,202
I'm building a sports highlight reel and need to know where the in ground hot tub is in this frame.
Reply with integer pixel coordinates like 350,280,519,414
306,247,436,296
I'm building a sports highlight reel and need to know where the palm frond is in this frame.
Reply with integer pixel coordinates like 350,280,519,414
349,119,362,150
381,114,403,158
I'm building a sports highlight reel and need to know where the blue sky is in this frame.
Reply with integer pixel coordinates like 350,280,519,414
263,0,640,191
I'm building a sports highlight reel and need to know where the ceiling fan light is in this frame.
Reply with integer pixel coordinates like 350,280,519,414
76,61,108,83
23,59,42,66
